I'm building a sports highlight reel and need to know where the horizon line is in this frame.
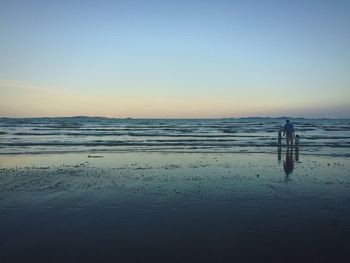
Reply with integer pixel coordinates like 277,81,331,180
1,115,349,120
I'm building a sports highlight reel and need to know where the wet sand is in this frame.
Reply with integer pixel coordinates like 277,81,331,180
0,152,349,262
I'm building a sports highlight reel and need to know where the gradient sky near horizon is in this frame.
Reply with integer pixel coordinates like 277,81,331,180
1,0,349,118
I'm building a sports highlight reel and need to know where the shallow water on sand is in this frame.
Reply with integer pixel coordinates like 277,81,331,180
0,152,349,262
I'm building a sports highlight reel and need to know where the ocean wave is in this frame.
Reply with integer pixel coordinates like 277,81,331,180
1,117,349,154
323,127,350,131
12,131,270,138
1,141,349,148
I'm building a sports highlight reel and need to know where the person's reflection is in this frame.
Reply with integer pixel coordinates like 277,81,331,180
277,146,282,163
283,147,294,176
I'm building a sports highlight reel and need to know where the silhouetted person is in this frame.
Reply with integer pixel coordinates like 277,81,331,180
277,128,282,146
295,134,300,146
283,120,295,147
295,146,299,162
283,148,294,176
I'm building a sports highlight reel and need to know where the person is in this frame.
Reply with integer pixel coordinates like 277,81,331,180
294,134,300,162
295,134,300,146
277,127,283,146
283,119,295,146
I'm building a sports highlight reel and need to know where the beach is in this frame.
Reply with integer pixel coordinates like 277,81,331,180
1,151,349,262
2,0,350,261
2,0,350,259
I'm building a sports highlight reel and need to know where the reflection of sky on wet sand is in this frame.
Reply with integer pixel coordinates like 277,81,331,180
0,152,349,199
0,152,350,261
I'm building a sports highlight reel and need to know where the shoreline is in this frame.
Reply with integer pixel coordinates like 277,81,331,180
0,148,349,157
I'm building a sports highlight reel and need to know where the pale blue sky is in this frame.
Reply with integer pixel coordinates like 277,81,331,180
0,0,349,117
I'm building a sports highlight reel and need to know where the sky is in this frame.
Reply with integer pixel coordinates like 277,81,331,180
0,0,349,118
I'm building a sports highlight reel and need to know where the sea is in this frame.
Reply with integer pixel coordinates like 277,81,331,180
0,117,349,156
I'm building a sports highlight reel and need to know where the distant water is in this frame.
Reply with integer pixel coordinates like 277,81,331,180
0,117,349,156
